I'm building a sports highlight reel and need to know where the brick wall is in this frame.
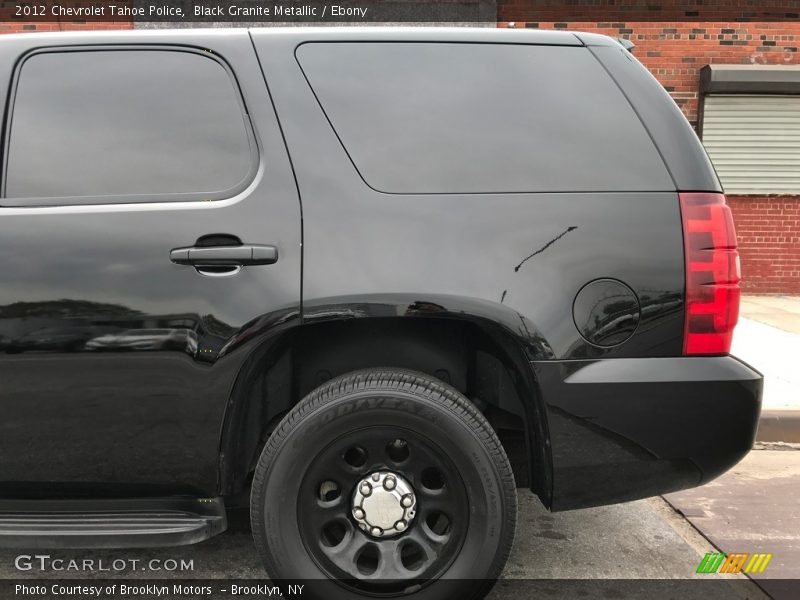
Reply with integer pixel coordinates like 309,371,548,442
728,196,800,294
0,22,132,32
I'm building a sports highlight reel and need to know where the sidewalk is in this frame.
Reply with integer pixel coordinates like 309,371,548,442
732,296,800,443
665,449,800,600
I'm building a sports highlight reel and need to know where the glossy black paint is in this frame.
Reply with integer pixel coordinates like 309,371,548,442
0,30,301,495
0,28,761,513
536,356,762,510
252,29,686,363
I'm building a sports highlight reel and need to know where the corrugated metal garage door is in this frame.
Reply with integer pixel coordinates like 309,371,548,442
702,94,800,194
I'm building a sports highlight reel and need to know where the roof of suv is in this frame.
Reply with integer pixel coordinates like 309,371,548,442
0,26,619,48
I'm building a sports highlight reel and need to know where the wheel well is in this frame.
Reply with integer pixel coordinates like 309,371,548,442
219,317,548,501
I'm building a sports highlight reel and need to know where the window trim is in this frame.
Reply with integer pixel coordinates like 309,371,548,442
1,45,260,208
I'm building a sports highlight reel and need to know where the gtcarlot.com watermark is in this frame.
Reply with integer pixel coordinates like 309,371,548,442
15,554,194,572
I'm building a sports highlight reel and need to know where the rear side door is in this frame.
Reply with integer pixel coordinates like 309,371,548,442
0,31,301,496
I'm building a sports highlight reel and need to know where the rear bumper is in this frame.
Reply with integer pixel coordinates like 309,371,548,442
532,356,762,511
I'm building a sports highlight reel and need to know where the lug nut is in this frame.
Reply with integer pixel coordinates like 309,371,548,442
395,520,406,531
360,483,372,496
371,473,380,482
371,527,382,537
401,494,414,508
353,507,365,520
384,476,396,490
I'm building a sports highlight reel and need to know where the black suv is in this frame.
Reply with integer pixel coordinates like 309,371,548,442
0,27,762,599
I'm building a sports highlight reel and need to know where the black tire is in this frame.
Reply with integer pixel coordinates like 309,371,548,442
250,368,517,600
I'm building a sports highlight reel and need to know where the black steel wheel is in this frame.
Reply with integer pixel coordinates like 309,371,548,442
251,369,517,600
298,425,469,587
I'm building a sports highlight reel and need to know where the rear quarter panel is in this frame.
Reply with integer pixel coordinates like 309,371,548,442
252,31,686,362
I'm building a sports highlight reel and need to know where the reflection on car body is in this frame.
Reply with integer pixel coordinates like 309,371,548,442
6,326,102,353
85,328,197,353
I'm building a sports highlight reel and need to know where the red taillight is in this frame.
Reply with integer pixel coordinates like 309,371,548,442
680,192,741,355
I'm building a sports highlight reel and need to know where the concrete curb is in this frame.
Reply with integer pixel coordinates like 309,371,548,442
757,410,800,444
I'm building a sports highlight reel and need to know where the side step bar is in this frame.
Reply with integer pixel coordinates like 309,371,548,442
0,497,226,548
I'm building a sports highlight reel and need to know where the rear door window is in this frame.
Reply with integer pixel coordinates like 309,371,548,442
3,48,256,205
297,42,672,194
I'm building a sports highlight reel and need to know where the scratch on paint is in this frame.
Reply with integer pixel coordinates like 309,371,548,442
514,226,578,272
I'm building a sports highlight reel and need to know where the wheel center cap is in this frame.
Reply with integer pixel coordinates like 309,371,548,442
352,471,416,538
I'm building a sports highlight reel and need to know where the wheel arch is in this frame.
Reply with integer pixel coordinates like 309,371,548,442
217,293,554,508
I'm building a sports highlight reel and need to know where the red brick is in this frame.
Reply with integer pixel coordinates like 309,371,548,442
728,196,800,294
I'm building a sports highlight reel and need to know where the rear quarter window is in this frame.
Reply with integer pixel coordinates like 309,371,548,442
296,42,673,194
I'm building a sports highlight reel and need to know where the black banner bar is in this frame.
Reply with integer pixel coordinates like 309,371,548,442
1,1,800,24
2,579,800,600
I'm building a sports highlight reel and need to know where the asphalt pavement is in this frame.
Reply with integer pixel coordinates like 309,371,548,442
666,448,800,600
